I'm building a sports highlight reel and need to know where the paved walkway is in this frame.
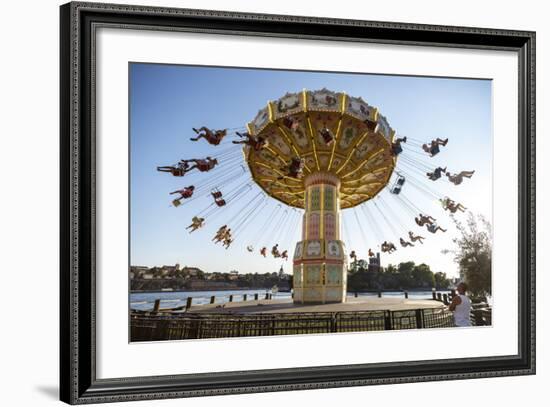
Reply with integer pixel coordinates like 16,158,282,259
182,297,445,314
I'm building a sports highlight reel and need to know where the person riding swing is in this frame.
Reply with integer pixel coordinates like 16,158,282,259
446,170,475,185
399,237,414,247
408,231,425,244
381,241,397,253
233,131,269,151
213,225,228,243
282,157,305,179
157,161,190,177
211,189,226,207
415,213,436,227
427,166,447,181
170,185,195,206
319,126,335,145
391,136,407,156
190,127,227,145
440,197,467,213
181,157,219,174
422,138,448,157
426,223,447,234
186,216,205,233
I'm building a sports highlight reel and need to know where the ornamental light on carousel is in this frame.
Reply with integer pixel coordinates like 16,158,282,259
242,89,398,304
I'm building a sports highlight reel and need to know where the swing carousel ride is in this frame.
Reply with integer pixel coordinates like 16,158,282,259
157,89,474,304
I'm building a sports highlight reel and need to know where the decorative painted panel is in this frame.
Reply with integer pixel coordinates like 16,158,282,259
376,114,394,142
326,240,343,258
304,240,322,258
308,213,320,239
346,95,377,122
269,131,291,155
310,187,321,211
305,265,322,284
324,187,334,211
293,241,303,259
327,265,342,284
274,92,302,118
252,107,269,132
308,89,340,111
339,124,357,149
324,213,336,240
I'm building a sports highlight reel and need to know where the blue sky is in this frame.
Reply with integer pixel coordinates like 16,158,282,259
130,63,492,277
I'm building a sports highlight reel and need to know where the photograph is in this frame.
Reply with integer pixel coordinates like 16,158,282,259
129,64,493,341
52,0,536,404
0,0,542,405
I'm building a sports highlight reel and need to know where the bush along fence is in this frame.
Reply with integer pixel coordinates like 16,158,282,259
130,308,455,341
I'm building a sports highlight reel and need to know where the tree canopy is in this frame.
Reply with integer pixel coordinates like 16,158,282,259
347,260,446,291
446,213,492,301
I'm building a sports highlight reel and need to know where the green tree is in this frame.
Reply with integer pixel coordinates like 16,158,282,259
434,272,451,289
397,261,415,289
412,263,435,288
447,213,492,301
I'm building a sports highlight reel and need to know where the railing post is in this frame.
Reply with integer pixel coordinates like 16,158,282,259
432,289,437,300
265,292,269,300
378,291,382,298
254,293,259,301
153,299,161,313
443,293,449,305
331,313,337,333
243,294,247,301
354,292,358,298
210,295,216,304
384,310,393,330
415,309,424,329
437,293,443,302
186,297,193,309
404,291,409,299
229,294,233,302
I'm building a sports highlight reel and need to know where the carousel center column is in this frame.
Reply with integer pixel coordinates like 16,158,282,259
293,172,347,304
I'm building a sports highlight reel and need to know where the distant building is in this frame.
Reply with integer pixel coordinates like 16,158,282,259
130,266,150,279
182,267,202,277
159,263,180,277
368,252,381,272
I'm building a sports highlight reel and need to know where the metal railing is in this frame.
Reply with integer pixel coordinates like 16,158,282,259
130,307,455,341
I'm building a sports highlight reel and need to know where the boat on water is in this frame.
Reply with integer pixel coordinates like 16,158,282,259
161,288,174,292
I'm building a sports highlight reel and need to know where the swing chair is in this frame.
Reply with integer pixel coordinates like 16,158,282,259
390,174,406,195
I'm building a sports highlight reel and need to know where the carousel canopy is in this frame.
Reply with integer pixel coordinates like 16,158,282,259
244,88,397,209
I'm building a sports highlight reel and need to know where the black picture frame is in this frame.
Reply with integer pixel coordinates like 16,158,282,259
60,2,536,404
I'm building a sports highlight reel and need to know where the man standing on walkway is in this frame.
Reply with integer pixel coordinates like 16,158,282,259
448,282,472,327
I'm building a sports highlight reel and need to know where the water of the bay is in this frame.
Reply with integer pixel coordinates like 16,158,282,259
130,289,451,311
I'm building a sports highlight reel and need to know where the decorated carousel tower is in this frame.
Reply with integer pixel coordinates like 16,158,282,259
243,89,397,304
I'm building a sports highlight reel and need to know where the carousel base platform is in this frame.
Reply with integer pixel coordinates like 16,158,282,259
177,297,445,315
